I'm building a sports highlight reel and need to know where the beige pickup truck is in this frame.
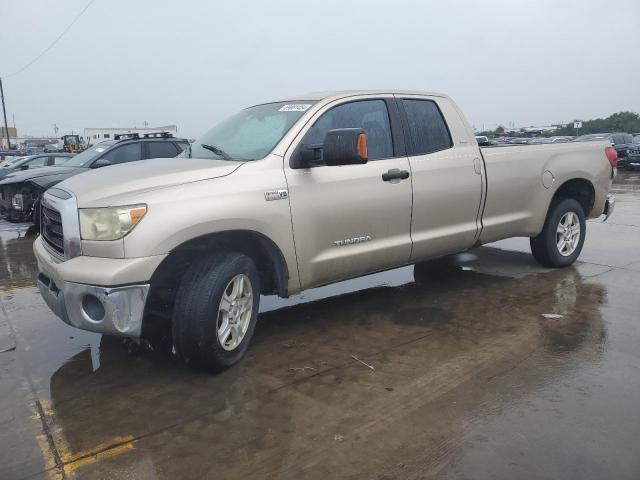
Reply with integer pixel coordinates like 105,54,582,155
34,91,617,371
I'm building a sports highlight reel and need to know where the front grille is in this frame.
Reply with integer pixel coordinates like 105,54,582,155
41,204,64,256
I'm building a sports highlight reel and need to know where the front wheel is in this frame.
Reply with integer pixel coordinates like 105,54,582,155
172,252,261,372
530,198,586,268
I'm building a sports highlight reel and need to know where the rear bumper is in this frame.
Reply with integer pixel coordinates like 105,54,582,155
603,194,615,222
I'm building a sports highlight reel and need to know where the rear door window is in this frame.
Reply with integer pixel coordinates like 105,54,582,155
99,143,143,165
148,141,180,159
401,99,453,155
303,99,394,161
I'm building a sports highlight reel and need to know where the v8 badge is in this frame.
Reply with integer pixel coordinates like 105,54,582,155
264,189,288,201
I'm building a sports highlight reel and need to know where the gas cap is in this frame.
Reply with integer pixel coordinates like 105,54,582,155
542,170,555,189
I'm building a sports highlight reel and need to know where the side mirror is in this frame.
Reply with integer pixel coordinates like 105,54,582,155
19,165,29,170
294,128,368,168
91,158,111,169
323,128,368,166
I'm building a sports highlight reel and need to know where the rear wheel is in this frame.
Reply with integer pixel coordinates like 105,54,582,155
172,252,260,372
530,198,586,268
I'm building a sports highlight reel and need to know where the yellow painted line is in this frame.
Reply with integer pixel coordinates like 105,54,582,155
32,399,136,478
34,433,59,472
31,399,55,420
59,434,136,464
63,440,135,477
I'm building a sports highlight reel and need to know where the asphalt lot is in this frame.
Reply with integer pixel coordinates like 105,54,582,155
1,172,640,479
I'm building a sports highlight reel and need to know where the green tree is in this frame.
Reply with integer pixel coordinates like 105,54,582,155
553,111,640,136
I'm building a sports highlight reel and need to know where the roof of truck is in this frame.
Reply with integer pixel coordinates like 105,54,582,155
275,90,449,102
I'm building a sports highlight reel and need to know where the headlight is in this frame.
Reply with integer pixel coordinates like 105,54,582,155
79,204,147,241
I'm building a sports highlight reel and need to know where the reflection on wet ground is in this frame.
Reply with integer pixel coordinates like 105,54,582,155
1,192,640,479
613,168,640,187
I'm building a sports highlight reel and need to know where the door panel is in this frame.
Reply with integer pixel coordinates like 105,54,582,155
286,158,413,289
398,97,483,261
409,144,483,260
284,97,413,289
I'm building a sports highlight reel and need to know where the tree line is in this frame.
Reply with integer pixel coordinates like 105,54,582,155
478,111,640,138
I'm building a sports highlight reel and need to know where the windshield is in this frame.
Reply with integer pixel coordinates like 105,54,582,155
1,156,25,168
63,141,115,167
188,101,315,161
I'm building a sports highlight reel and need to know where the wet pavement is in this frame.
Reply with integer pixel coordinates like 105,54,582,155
1,180,640,479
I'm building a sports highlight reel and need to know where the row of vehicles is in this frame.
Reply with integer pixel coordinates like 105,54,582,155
475,132,640,170
19,90,617,372
0,135,85,161
0,133,188,222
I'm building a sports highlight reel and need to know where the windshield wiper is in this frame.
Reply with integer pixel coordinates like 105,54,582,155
200,144,232,160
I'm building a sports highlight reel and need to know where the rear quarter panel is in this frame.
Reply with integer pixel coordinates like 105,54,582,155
480,141,612,243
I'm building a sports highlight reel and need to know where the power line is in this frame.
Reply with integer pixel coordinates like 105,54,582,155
5,0,97,78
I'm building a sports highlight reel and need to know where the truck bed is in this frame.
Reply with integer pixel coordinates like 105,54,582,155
478,140,612,244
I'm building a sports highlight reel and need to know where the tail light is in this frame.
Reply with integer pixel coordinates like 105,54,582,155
605,146,618,167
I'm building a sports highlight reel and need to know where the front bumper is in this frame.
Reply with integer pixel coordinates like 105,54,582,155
37,272,149,338
33,236,165,338
603,194,615,222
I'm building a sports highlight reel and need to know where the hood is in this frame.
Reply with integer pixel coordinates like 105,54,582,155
58,157,244,206
0,166,82,185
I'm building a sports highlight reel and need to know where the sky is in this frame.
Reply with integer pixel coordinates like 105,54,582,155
1,0,639,138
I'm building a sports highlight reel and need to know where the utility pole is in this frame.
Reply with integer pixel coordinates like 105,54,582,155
0,77,11,150
53,123,59,136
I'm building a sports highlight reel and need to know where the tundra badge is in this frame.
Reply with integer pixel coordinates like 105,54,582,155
264,189,288,201
333,235,372,247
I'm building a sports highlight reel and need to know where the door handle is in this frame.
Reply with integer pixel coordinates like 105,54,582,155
382,169,410,182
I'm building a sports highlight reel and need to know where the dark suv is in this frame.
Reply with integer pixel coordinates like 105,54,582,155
609,133,635,168
575,132,635,168
626,136,640,170
0,133,189,223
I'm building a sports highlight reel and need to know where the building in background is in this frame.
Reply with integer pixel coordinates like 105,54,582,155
84,125,178,146
0,127,18,149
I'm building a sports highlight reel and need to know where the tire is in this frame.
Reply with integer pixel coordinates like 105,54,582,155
530,198,586,268
172,252,260,372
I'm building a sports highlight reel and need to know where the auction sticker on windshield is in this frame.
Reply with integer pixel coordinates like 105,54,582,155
279,104,312,112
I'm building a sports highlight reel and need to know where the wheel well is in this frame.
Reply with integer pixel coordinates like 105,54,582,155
143,231,289,326
552,179,595,217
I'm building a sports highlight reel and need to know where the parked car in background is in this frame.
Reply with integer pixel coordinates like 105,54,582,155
575,133,634,167
627,137,640,170
0,151,27,164
0,155,24,168
0,153,74,180
32,90,617,371
475,135,493,146
551,136,573,143
0,133,189,223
